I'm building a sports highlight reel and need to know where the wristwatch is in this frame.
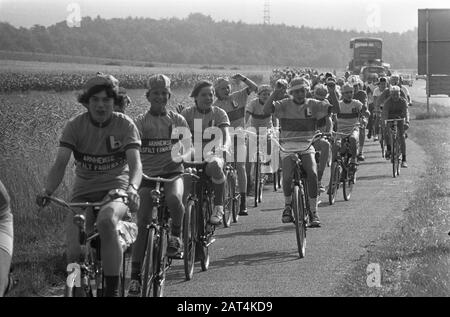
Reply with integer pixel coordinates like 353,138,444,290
128,184,138,191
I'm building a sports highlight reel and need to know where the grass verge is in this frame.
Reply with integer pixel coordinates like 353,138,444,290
335,101,450,296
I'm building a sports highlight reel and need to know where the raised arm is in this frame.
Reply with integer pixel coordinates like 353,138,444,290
232,73,258,94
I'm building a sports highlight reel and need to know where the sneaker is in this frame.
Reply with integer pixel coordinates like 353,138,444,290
357,153,365,162
239,208,248,216
167,235,183,258
210,206,224,225
367,132,372,139
385,151,391,160
401,161,408,168
308,198,321,228
374,135,379,141
281,205,294,223
127,279,141,297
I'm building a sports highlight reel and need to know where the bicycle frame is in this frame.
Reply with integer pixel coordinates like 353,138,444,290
44,190,130,297
385,118,405,177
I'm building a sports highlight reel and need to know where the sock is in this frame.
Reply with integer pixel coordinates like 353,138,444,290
131,262,141,281
285,196,292,206
104,275,120,297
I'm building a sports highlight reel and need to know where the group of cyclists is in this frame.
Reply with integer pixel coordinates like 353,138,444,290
0,65,412,297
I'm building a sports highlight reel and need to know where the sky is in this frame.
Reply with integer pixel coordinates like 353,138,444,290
0,0,449,32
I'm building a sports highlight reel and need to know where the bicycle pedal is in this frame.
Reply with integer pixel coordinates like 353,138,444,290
205,238,216,247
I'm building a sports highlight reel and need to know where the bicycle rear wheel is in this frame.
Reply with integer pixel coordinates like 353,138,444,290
141,226,156,297
328,162,341,205
223,173,233,228
153,229,168,297
183,200,196,281
395,140,401,176
292,185,306,258
198,199,211,271
120,249,132,297
254,158,260,207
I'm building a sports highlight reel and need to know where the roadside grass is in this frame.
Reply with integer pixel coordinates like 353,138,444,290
335,101,450,296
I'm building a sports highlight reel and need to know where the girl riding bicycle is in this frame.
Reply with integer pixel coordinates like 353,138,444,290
181,80,232,226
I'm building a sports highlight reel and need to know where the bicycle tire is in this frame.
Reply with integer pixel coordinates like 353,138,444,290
380,132,385,158
153,228,168,297
254,158,259,207
183,200,196,281
396,139,401,176
342,160,354,201
328,162,340,205
199,199,211,271
223,173,233,228
292,185,306,258
120,250,132,297
141,226,156,297
392,138,397,178
258,170,263,203
231,176,239,223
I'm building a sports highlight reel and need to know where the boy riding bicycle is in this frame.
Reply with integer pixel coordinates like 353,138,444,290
263,77,338,228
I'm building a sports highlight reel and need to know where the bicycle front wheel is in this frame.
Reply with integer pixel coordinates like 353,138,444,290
328,162,341,205
342,166,354,201
392,139,397,178
153,229,168,297
141,226,156,297
223,173,234,228
183,200,196,281
292,185,306,258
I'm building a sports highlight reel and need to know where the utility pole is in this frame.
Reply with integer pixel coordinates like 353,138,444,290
264,0,270,25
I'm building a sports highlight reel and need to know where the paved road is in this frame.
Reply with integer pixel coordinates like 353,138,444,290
164,139,426,297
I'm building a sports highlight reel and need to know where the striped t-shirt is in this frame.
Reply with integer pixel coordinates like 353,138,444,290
337,99,363,134
272,98,330,153
213,88,250,128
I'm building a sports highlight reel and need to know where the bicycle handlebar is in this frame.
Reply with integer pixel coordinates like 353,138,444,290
43,190,127,214
142,172,200,182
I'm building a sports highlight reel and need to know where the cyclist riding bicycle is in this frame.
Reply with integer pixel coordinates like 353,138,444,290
213,75,258,216
389,74,412,106
263,77,338,227
382,86,410,168
245,84,279,194
36,73,143,297
366,73,379,140
312,84,333,193
349,76,368,162
128,74,192,296
334,83,370,179
181,80,232,225
0,179,13,297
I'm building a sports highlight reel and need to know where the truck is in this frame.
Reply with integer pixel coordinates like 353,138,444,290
348,37,391,80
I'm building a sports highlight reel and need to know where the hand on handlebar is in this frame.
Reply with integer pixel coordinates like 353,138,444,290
126,186,140,213
36,191,51,207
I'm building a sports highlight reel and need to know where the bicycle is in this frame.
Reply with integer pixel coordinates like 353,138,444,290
42,190,136,297
328,132,358,205
139,172,198,295
184,161,218,273
385,118,405,178
273,133,325,258
224,162,240,226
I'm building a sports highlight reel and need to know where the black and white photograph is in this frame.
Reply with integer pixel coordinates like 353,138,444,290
0,0,449,301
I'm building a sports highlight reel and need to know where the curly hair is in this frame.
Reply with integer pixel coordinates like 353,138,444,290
77,85,119,105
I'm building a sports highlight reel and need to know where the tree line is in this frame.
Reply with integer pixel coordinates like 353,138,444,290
0,13,417,69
